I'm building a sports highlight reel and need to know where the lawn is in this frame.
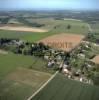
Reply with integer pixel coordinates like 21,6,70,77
32,74,99,100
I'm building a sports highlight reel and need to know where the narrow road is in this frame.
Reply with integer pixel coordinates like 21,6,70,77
27,71,59,100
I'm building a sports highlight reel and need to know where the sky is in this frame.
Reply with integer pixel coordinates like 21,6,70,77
0,0,99,11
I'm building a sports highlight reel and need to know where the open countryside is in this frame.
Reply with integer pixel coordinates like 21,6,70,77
0,10,99,100
32,74,99,100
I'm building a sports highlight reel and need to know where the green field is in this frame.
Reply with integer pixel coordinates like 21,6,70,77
0,18,90,43
26,18,89,34
0,30,54,42
90,22,99,33
32,74,99,100
0,53,54,78
0,53,53,100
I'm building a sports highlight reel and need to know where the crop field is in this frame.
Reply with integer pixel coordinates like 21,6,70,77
32,74,99,100
0,68,51,100
0,18,89,43
0,30,54,42
90,22,99,33
0,53,53,100
0,26,48,32
39,34,85,52
26,18,89,34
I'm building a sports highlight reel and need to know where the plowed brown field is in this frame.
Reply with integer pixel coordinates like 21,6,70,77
39,33,85,52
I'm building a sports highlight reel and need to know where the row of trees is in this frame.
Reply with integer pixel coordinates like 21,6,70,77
54,24,71,29
0,17,10,24
18,17,45,27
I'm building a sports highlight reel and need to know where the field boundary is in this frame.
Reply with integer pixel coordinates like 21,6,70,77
27,71,58,100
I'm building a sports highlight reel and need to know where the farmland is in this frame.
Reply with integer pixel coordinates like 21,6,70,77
32,74,99,100
24,18,89,34
89,22,99,33
0,30,53,42
0,26,48,32
0,53,53,100
39,34,84,52
0,11,99,100
0,17,89,43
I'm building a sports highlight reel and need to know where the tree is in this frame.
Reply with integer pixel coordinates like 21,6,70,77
67,24,71,29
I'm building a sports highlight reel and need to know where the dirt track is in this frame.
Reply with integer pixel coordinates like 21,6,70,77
39,33,85,52
0,26,47,32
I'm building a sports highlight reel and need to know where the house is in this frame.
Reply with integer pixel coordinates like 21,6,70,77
63,64,68,69
78,53,85,58
63,68,69,74
47,60,55,68
44,55,49,60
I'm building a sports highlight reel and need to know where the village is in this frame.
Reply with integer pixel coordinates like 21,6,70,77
0,33,99,85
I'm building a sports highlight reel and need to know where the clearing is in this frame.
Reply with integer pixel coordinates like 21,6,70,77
39,33,85,52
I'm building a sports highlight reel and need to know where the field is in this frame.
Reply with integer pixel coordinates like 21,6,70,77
0,18,89,43
32,74,99,100
26,18,89,34
0,26,48,32
0,18,94,100
0,30,54,42
90,22,99,33
39,34,85,52
0,53,53,100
